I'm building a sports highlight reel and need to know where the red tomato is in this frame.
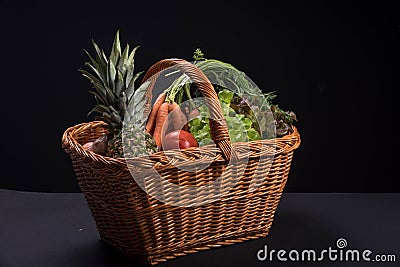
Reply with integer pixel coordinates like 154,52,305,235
162,130,198,150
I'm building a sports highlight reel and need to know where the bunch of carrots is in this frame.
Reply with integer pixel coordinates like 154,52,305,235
145,91,198,150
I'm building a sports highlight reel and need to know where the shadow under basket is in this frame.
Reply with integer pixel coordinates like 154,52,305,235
62,58,301,265
62,121,300,265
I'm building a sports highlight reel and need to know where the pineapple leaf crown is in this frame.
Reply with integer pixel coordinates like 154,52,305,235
79,30,143,131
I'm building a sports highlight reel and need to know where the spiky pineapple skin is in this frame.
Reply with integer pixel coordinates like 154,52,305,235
107,130,156,158
81,30,156,159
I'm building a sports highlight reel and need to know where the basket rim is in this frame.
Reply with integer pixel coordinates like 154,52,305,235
62,120,300,168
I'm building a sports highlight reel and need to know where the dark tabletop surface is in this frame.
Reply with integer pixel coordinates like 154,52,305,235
0,189,399,267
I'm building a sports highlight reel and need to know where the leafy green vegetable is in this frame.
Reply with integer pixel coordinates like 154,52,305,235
188,88,261,145
218,89,234,104
168,49,297,142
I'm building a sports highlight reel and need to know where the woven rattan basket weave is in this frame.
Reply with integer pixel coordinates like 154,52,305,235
62,59,301,265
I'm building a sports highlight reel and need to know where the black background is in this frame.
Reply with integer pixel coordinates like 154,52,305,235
0,1,398,193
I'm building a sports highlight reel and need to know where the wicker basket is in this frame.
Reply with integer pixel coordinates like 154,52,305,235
62,59,301,265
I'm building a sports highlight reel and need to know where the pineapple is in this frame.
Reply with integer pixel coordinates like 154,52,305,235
79,30,156,158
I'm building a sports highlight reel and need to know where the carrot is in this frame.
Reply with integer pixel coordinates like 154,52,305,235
145,92,166,135
153,102,170,147
166,116,174,134
169,102,187,131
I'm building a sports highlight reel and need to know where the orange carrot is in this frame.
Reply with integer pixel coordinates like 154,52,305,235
153,102,170,147
146,92,166,135
166,116,174,134
169,102,187,131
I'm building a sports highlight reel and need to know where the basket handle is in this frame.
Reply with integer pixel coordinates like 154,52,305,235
141,58,238,162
